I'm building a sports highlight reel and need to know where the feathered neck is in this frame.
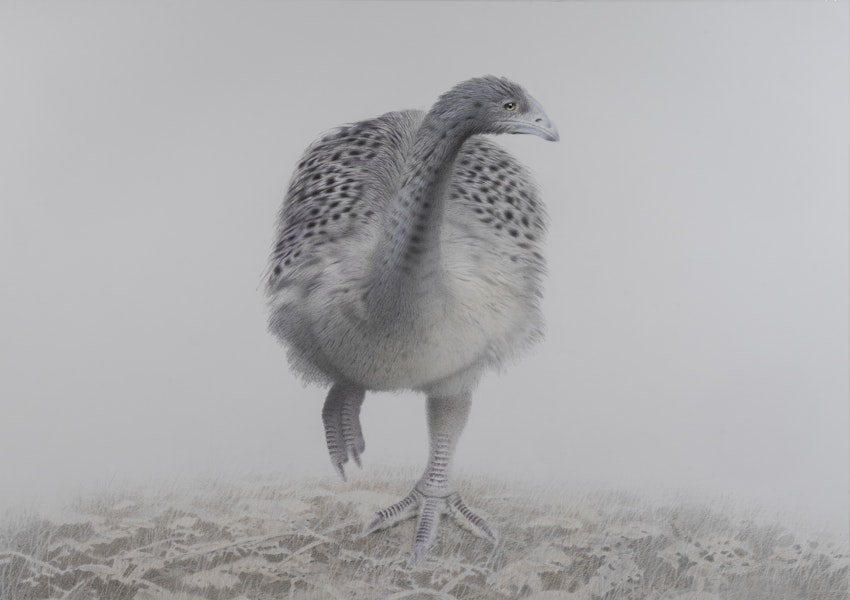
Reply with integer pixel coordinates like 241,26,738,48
369,110,473,310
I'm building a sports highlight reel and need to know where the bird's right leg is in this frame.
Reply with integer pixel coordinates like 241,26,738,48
322,382,366,480
364,394,495,563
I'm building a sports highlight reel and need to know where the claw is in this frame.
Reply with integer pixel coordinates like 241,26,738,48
364,487,496,562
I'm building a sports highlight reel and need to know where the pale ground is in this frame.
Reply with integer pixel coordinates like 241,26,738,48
1,470,846,600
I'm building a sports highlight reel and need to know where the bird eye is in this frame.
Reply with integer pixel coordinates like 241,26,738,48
503,102,517,111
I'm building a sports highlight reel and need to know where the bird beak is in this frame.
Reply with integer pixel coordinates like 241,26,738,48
508,95,560,142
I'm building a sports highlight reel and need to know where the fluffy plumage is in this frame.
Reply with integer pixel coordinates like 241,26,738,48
265,75,558,561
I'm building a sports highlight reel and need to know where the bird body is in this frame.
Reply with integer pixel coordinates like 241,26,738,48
265,76,558,561
267,110,547,395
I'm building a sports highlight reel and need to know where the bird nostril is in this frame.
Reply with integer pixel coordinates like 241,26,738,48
535,118,543,123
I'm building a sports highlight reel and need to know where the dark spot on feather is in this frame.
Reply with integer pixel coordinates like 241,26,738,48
273,265,282,275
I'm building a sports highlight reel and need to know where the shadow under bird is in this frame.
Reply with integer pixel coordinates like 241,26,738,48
265,75,558,562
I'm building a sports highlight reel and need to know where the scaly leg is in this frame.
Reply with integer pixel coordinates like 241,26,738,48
322,382,366,480
364,394,496,562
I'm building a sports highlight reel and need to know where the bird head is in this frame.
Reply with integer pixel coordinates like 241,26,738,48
432,76,559,142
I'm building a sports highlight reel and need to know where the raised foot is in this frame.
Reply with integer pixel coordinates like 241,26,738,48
322,383,365,481
364,487,496,563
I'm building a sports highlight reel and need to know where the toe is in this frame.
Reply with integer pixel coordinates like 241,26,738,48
411,496,442,563
363,487,495,563
447,493,496,541
364,489,421,534
341,396,366,467
323,413,348,480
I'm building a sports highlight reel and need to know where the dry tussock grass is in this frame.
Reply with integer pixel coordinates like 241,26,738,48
0,471,846,600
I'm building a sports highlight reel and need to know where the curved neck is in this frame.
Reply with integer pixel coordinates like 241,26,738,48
372,113,472,301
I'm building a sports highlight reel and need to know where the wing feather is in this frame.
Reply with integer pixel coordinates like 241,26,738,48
265,110,423,294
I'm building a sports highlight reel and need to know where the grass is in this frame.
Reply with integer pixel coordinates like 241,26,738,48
0,470,846,600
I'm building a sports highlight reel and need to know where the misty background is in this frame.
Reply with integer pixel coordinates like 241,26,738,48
1,2,847,539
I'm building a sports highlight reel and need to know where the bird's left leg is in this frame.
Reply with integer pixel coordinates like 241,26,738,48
322,381,366,480
364,394,495,562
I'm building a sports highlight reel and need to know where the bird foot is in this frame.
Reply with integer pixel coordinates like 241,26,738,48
363,486,496,563
322,383,365,481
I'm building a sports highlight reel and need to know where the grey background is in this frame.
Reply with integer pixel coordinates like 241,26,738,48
2,2,847,538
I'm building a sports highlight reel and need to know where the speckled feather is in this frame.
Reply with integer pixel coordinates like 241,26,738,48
265,77,552,395
266,111,547,292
